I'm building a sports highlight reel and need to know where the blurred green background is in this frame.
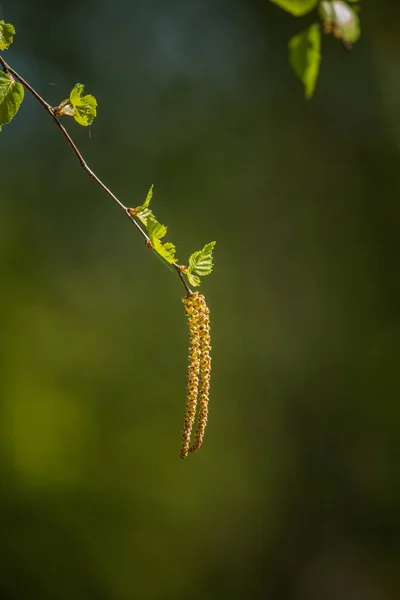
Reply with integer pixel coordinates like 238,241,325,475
1,1,399,598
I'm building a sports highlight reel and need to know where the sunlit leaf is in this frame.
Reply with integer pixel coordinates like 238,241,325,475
0,71,24,131
147,216,177,264
147,216,167,242
188,241,216,277
0,20,15,50
185,271,201,288
142,184,153,210
69,83,97,126
129,185,155,225
270,0,319,17
289,23,321,98
136,207,154,227
157,241,177,264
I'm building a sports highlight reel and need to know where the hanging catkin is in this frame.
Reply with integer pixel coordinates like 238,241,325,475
181,292,211,458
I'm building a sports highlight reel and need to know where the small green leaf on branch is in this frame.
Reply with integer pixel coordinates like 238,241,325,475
69,83,97,126
188,240,216,280
184,271,201,288
0,21,15,50
55,83,97,125
147,215,177,263
129,185,155,226
0,71,24,131
289,23,321,98
142,184,154,210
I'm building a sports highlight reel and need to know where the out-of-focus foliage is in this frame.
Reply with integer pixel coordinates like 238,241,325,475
0,1,400,600
289,23,321,98
272,0,362,97
270,0,319,16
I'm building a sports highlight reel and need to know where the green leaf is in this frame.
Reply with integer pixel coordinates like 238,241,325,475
131,185,155,225
0,21,15,50
185,271,201,288
69,83,97,126
331,1,360,43
157,241,177,264
136,208,154,227
0,72,24,131
147,216,177,264
289,23,321,99
142,184,153,210
188,241,216,277
270,0,319,17
147,216,167,242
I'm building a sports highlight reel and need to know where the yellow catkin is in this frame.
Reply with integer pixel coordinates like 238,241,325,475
180,293,202,458
181,292,212,458
189,294,211,453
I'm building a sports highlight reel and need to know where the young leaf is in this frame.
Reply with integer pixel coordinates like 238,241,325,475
0,21,15,50
188,241,216,277
270,0,319,17
289,23,321,99
185,271,201,288
0,72,24,131
147,216,167,242
141,184,153,210
129,185,155,226
147,216,177,264
136,208,154,227
158,241,177,264
69,83,97,126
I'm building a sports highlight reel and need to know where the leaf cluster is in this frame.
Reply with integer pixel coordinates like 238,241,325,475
271,1,361,98
129,187,216,287
54,83,97,126
0,19,216,290
0,21,97,131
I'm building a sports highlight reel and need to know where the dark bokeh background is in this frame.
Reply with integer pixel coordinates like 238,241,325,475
1,1,399,598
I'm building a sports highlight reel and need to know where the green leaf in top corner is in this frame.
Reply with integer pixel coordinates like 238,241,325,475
331,1,360,44
318,1,335,23
0,21,15,50
69,83,97,126
188,241,216,277
270,0,319,17
0,71,24,131
147,216,177,264
289,23,321,99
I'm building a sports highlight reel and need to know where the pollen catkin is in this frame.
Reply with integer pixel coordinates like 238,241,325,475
181,291,211,459
189,294,211,453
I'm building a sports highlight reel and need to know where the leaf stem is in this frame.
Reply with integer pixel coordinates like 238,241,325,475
0,54,192,296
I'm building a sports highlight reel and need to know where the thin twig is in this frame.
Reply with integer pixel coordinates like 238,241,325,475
0,54,192,296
